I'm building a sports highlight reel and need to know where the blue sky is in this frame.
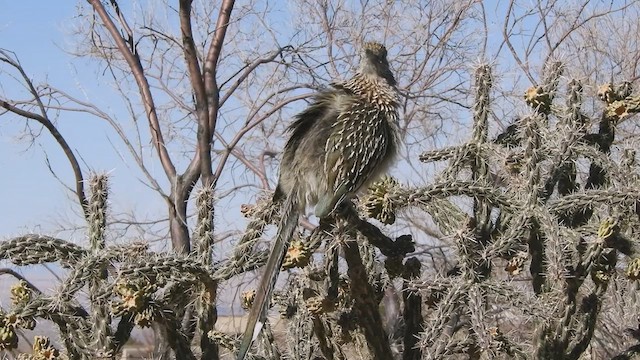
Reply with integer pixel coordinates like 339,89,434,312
0,3,188,324
2,0,638,342
0,2,166,238
1,2,75,235
0,1,546,238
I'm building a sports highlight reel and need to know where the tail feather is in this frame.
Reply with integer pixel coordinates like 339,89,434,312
237,190,299,360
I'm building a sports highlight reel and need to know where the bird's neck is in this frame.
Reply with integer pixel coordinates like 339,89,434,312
342,73,399,108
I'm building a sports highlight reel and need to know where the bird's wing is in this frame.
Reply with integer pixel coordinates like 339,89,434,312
282,90,343,160
316,101,391,218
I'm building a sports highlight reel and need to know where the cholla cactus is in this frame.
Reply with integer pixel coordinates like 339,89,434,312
207,330,237,350
26,336,61,360
241,289,256,311
229,62,640,359
361,176,402,224
0,174,222,357
111,279,157,321
525,86,552,114
0,309,35,351
0,323,17,350
504,251,528,276
10,280,31,305
3,54,640,360
304,296,327,316
282,239,312,269
626,258,640,280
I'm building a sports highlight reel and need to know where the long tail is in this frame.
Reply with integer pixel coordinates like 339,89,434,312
237,190,299,360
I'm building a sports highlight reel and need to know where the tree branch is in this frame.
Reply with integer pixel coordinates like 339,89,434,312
88,0,177,180
0,98,89,219
183,0,235,189
179,0,213,187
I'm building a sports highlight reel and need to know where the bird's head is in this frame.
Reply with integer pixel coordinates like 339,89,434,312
359,42,396,86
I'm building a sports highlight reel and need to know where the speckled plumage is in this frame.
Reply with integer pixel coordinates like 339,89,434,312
237,42,400,360
277,42,400,217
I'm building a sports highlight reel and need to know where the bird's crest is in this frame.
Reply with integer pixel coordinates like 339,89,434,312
363,42,387,58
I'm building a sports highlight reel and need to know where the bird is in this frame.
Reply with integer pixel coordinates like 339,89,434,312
236,41,400,360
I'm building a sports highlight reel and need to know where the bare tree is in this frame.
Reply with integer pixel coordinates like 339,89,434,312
3,1,640,359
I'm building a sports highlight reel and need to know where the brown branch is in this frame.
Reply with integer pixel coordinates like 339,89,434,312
402,258,423,360
0,50,89,219
88,0,177,180
219,46,294,107
341,204,415,257
179,0,213,187
0,99,89,219
212,133,265,183
501,0,536,84
0,268,43,295
342,238,393,360
205,0,234,107
43,87,167,198
312,317,337,360
211,87,307,187
181,0,236,189
89,0,196,252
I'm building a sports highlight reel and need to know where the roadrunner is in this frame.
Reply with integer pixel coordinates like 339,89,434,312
237,42,400,360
